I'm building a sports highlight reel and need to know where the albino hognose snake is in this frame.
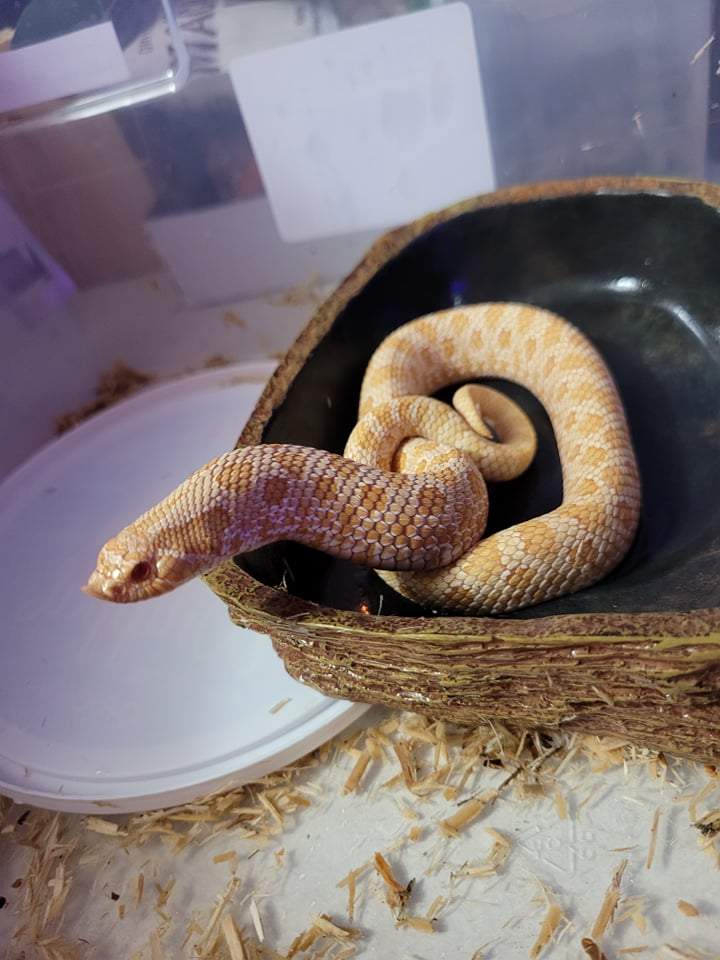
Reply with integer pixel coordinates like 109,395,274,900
84,303,641,614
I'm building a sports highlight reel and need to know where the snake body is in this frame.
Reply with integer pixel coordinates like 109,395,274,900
85,303,641,612
348,303,641,612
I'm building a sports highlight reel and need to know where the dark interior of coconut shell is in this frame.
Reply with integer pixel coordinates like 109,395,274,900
236,191,720,620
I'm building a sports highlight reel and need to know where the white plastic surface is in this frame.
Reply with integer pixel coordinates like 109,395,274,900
0,363,367,813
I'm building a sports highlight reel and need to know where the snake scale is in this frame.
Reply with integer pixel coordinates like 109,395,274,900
85,303,641,613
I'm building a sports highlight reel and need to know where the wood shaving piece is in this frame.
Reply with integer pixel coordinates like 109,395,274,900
580,736,629,772
425,895,446,920
617,896,648,934
19,812,78,943
411,764,453,797
688,781,718,824
56,363,151,433
618,950,650,956
690,34,715,64
649,753,668,782
149,930,167,960
287,915,360,957
250,898,265,942
155,878,175,909
530,901,563,958
646,808,661,870
374,852,413,915
183,919,205,950
393,741,417,789
338,867,364,922
343,751,373,795
396,916,435,933
85,816,126,836
224,310,247,328
335,949,360,960
553,742,580,778
591,858,628,940
517,780,547,801
380,772,404,790
269,273,324,307
213,851,237,865
222,915,247,960
663,947,720,960
258,793,284,828
582,939,608,960
434,721,449,770
380,717,400,735
338,861,373,890
373,852,405,895
0,27,15,51
269,698,291,715
403,728,437,747
197,875,241,955
485,828,511,863
346,870,357,923
286,925,322,957
365,735,385,761
281,790,311,811
204,353,234,369
168,812,221,823
30,936,80,960
398,801,419,820
677,900,700,917
452,763,475,798
45,859,70,927
470,949,496,960
554,786,568,820
439,790,498,837
311,915,359,941
136,873,145,907
452,828,511,881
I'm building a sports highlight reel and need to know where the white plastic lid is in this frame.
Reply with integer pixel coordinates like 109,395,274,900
0,363,367,813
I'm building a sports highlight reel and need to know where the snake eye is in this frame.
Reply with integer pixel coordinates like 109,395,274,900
130,561,152,583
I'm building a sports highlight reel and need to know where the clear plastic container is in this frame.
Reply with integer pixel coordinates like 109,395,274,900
2,4,720,957
1,0,717,473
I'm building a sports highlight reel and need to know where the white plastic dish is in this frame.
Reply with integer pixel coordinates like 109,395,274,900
0,363,367,813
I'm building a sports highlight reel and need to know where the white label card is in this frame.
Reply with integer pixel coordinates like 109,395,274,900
0,22,130,114
230,2,495,243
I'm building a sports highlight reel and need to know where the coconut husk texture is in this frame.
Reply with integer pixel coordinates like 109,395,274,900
205,177,720,764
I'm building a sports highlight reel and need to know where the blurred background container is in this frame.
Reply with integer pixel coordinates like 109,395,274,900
0,0,717,475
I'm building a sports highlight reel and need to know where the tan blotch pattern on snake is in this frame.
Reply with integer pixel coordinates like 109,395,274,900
348,303,640,613
85,303,640,613
84,444,487,603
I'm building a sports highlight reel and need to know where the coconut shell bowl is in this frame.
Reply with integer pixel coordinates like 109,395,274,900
205,177,720,764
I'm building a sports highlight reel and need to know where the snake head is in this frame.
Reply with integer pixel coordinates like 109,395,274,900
83,527,201,603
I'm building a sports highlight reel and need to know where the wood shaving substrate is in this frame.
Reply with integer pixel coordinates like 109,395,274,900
56,362,153,433
2,712,720,959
